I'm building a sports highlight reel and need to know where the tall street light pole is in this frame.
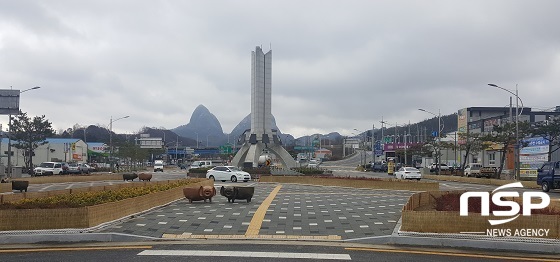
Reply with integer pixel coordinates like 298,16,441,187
354,128,366,166
488,83,523,180
371,124,375,163
7,86,41,178
419,108,441,174
109,115,129,172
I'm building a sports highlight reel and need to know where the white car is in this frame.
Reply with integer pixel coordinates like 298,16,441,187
206,166,251,182
33,162,64,176
395,167,422,180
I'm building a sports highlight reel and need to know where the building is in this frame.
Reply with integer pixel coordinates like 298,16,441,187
0,138,88,167
458,106,560,178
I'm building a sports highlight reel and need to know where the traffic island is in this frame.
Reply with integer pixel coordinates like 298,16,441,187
0,179,211,231
400,190,560,239
259,176,439,191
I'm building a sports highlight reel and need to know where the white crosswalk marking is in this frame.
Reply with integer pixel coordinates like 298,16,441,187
138,250,352,260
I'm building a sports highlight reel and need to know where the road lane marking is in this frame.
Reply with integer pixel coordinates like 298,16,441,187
162,234,341,240
0,246,153,253
345,247,559,261
138,250,351,260
245,184,282,236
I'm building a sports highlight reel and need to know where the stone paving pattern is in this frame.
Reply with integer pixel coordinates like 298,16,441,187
98,182,413,240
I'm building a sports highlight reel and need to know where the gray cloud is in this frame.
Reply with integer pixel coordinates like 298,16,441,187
1,0,559,137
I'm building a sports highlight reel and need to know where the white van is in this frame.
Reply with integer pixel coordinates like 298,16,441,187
189,160,213,169
464,163,482,177
154,160,164,172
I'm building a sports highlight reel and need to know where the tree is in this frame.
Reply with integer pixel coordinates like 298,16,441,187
531,116,560,161
10,112,55,172
480,122,531,178
457,132,487,170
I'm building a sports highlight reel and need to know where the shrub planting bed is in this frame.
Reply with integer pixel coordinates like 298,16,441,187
12,174,124,185
0,179,211,230
401,190,560,239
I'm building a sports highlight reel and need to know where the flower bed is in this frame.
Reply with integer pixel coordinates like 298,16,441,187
401,190,560,239
0,179,211,230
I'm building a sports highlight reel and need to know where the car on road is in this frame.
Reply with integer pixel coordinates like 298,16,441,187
395,167,422,180
154,160,164,172
33,162,64,176
537,161,560,192
68,163,90,174
308,159,321,168
371,162,388,172
190,160,214,169
206,166,251,182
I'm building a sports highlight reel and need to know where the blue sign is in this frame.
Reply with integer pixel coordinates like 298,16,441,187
432,131,438,137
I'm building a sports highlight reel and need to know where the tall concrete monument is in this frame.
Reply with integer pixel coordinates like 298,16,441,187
231,46,296,168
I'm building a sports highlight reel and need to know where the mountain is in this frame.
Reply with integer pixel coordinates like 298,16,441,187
295,132,343,147
229,114,295,146
172,105,227,147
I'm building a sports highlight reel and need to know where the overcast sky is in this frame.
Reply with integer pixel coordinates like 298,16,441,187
1,0,559,138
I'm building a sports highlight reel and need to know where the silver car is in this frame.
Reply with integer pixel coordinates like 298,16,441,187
206,166,251,182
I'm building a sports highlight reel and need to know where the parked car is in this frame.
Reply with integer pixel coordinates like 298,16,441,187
206,166,251,182
33,162,64,176
68,163,90,174
60,162,70,174
464,163,483,177
395,167,422,180
430,163,449,172
84,163,95,172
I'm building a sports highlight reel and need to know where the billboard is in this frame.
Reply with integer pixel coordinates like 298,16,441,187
520,137,549,178
0,90,20,115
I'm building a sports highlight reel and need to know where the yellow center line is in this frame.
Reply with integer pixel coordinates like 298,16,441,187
345,247,559,261
245,185,282,236
0,246,153,253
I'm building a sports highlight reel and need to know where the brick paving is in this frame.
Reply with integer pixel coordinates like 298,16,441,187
97,182,413,240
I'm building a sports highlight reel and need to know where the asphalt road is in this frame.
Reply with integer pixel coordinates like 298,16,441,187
1,243,556,262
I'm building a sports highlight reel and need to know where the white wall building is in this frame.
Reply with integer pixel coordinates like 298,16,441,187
0,138,88,167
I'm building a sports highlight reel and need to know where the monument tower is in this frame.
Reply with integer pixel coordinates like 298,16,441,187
231,46,296,168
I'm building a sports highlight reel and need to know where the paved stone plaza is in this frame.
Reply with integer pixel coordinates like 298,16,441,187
98,182,413,240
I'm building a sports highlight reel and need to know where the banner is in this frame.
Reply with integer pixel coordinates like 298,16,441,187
520,154,549,162
520,145,549,155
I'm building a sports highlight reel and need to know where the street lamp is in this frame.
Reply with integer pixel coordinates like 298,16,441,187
354,128,367,165
109,115,129,172
419,108,442,174
7,86,41,178
488,83,524,180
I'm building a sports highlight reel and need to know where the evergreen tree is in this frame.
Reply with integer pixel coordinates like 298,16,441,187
10,112,55,172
